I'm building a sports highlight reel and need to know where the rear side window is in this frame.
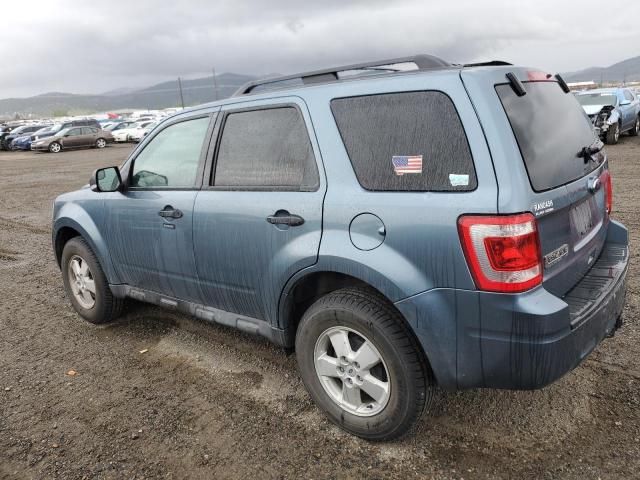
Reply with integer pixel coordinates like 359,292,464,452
496,82,599,192
331,91,477,191
213,107,318,190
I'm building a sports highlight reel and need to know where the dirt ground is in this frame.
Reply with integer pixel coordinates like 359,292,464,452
0,140,638,480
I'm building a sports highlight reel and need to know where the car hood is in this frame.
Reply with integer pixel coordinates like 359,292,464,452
582,104,615,115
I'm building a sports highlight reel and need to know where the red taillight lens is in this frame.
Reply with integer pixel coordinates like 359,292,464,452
600,169,612,215
458,213,542,293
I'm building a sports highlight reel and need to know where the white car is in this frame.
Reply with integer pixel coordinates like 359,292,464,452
112,121,154,142
129,122,158,142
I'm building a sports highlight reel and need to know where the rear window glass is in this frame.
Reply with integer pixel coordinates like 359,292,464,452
331,91,477,192
496,82,600,192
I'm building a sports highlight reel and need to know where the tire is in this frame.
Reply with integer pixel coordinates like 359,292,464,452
49,142,62,153
95,138,107,148
629,117,640,137
61,237,124,324
295,287,433,441
605,122,620,144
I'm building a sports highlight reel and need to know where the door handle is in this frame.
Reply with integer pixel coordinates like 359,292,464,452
266,212,305,227
158,205,183,219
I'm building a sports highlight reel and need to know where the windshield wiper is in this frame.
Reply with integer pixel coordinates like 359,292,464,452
578,138,604,163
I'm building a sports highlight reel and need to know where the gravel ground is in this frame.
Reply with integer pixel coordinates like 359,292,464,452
0,141,639,479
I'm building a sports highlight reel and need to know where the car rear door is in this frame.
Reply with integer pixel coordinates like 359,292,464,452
192,97,326,322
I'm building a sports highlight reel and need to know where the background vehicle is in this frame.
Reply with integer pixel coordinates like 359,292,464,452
4,124,48,150
31,119,103,144
129,121,158,142
112,120,154,142
105,121,137,132
0,125,19,149
52,55,628,440
32,126,113,153
575,87,640,144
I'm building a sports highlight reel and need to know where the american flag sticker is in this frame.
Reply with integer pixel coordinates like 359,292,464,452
392,155,423,175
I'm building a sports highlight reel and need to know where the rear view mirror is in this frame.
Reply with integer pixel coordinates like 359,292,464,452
90,166,122,192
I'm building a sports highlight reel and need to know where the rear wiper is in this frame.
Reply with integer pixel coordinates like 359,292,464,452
578,138,604,163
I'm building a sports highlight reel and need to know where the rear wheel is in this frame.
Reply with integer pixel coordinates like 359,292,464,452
49,142,61,153
61,237,123,324
629,117,640,136
95,138,107,148
295,287,433,440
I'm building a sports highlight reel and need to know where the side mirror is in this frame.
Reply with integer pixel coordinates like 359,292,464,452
620,99,631,106
90,166,122,192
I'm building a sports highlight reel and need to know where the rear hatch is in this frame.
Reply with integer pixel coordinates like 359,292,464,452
493,73,609,296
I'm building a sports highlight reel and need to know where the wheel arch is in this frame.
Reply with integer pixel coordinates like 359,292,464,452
53,215,119,283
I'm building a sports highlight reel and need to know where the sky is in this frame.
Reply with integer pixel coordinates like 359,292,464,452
1,0,639,98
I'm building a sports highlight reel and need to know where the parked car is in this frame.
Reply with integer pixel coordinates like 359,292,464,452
31,119,103,144
112,121,154,142
4,124,49,150
129,121,158,142
31,126,113,153
52,55,628,440
104,121,137,132
0,124,20,149
575,87,640,144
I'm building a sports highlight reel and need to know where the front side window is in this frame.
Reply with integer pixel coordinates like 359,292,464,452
213,107,318,190
66,128,81,136
130,117,210,188
331,91,477,191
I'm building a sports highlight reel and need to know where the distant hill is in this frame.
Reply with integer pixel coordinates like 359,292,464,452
564,55,640,83
0,72,257,118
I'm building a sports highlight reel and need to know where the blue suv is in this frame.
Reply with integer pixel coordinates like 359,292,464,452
53,55,629,440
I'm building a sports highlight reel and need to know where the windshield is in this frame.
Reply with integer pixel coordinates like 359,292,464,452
576,93,617,107
50,124,64,133
33,127,51,135
496,81,601,192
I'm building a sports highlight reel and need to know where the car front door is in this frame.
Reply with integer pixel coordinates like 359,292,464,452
620,90,635,130
192,98,325,323
102,113,215,302
62,128,83,148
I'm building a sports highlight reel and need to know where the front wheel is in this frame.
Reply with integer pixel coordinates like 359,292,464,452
95,138,107,148
61,237,123,324
295,287,433,441
49,142,62,153
605,122,620,144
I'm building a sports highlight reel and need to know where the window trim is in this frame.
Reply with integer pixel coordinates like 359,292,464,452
204,103,321,192
124,113,216,192
330,90,478,193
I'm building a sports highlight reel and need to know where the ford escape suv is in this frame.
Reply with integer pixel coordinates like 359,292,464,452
52,55,628,441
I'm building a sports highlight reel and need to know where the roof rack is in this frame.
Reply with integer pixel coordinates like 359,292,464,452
234,54,452,96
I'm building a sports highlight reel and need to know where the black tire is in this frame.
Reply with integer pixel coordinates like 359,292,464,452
295,287,433,441
95,138,107,148
49,142,62,153
629,117,640,137
61,237,123,324
605,122,620,144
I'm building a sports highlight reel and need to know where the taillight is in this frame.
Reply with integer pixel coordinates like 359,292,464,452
458,213,542,293
600,169,612,215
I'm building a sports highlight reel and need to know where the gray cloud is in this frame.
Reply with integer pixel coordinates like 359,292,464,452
2,0,639,97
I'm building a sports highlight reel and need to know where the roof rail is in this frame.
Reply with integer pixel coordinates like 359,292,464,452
234,54,452,96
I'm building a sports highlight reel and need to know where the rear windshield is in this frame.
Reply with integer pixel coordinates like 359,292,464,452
496,81,600,192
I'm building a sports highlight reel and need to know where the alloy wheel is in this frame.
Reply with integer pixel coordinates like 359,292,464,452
313,326,391,417
67,255,96,309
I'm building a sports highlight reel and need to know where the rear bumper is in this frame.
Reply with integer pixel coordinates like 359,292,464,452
395,220,628,390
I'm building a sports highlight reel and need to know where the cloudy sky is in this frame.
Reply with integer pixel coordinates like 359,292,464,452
2,0,639,98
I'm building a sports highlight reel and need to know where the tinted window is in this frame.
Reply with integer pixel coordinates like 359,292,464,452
214,107,318,190
130,117,210,188
331,92,476,191
496,82,600,192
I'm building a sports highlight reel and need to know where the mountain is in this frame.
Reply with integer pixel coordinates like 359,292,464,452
0,73,257,118
564,55,640,84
